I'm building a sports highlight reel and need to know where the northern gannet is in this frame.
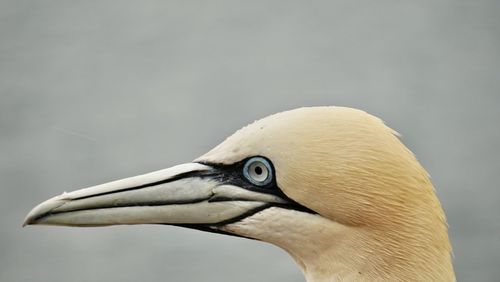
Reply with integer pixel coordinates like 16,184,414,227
24,107,455,281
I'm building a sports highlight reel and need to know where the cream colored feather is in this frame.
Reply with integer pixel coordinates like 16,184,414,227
198,107,455,281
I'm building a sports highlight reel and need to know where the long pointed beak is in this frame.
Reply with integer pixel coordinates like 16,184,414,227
24,163,285,228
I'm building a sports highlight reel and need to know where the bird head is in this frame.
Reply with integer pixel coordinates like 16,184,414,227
24,107,454,281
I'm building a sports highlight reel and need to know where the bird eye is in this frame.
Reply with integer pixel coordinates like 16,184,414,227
243,157,273,186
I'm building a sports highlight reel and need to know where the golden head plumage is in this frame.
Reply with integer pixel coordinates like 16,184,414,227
25,106,455,281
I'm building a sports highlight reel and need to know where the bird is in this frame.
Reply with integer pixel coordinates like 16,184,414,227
24,106,455,281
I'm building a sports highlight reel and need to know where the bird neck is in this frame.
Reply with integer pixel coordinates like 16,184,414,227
286,214,456,282
225,207,455,282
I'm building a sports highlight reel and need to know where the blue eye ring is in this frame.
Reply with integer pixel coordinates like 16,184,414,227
243,157,273,186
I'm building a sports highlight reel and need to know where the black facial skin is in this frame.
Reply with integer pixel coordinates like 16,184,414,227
198,156,314,213
172,157,315,239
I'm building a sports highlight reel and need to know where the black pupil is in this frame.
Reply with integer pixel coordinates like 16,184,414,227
254,166,263,175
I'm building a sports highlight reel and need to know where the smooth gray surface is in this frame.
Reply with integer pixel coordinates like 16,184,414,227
1,1,499,281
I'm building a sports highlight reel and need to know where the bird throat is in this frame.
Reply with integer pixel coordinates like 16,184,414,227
222,206,455,282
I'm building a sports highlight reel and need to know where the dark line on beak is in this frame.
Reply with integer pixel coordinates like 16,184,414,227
72,170,215,201
35,199,209,221
171,224,256,240
213,204,273,226
171,204,275,241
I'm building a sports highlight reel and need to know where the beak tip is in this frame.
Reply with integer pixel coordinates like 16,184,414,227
23,207,41,227
23,196,67,228
23,208,40,227
22,219,31,227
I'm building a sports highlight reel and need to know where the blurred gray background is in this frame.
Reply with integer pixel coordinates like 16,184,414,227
1,1,499,281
